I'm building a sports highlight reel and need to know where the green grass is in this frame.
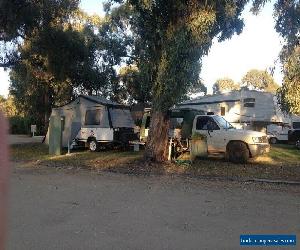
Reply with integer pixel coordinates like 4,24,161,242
268,144,300,164
11,143,50,162
11,143,143,170
183,144,300,181
10,143,300,181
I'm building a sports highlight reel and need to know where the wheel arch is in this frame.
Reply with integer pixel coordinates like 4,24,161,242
226,140,252,158
87,136,97,143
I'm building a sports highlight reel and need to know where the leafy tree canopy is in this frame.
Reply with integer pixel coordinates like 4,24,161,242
252,0,300,113
6,3,130,132
213,78,240,94
106,0,250,161
0,0,80,67
241,69,279,93
0,95,18,117
277,46,300,114
118,65,152,104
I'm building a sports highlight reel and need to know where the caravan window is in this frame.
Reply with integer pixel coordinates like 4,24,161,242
85,110,101,125
293,122,300,129
244,98,255,108
221,107,226,116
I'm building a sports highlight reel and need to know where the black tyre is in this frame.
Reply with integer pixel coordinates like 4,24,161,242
227,141,250,164
88,139,99,152
269,137,277,144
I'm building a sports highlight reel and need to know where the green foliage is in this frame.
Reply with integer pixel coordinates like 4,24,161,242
250,1,300,113
106,0,250,160
0,95,30,134
9,116,31,135
213,78,240,94
241,69,279,93
119,65,152,103
4,2,131,133
0,0,80,66
108,0,248,112
277,46,300,114
0,95,18,117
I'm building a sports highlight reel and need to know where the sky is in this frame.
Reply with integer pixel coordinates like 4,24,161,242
0,0,283,97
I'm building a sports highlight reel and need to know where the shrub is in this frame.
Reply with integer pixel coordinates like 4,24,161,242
9,116,31,135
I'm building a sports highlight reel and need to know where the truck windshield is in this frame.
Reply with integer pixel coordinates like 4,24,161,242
214,116,235,129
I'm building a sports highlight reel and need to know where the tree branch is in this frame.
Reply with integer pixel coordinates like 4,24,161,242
0,61,14,68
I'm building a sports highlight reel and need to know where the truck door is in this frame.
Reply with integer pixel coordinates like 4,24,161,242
195,116,223,153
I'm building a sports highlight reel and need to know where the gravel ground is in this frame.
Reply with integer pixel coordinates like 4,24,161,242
7,164,300,250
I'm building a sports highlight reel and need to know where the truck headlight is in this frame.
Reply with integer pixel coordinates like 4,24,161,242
252,137,264,143
252,137,261,143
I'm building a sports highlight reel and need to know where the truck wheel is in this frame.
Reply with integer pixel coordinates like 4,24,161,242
227,141,249,164
89,139,99,152
269,137,277,144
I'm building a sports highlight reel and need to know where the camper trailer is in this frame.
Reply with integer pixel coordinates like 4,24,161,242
177,89,300,135
46,95,137,151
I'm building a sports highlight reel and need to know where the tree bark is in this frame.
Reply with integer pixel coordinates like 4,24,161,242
144,110,170,162
44,89,50,135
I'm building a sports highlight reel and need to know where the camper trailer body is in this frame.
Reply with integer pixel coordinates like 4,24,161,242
177,89,300,134
46,95,137,151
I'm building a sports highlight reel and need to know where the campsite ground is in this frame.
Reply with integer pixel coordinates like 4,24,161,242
10,140,300,182
8,162,300,250
8,137,300,249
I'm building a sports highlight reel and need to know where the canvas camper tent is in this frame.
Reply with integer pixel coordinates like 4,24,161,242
177,89,300,133
46,95,135,148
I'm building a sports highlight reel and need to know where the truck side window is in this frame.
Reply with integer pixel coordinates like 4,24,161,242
196,117,209,130
85,110,101,125
207,118,220,130
196,117,220,130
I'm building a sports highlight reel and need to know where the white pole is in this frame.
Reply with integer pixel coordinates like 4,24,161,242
67,140,70,155
168,138,173,161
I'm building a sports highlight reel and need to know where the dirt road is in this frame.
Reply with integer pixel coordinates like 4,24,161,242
8,165,300,250
9,135,44,145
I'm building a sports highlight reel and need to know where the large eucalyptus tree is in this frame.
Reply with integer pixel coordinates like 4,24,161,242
108,0,249,161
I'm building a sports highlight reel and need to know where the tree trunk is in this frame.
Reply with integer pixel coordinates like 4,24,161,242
144,110,170,162
44,90,50,135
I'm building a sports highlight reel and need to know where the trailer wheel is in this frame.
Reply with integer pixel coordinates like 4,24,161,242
89,139,99,152
227,141,249,164
269,137,277,144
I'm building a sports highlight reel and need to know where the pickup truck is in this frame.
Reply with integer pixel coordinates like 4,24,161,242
140,109,270,163
192,115,270,163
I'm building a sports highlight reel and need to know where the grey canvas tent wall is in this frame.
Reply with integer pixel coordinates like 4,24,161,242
177,89,299,132
45,95,134,147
